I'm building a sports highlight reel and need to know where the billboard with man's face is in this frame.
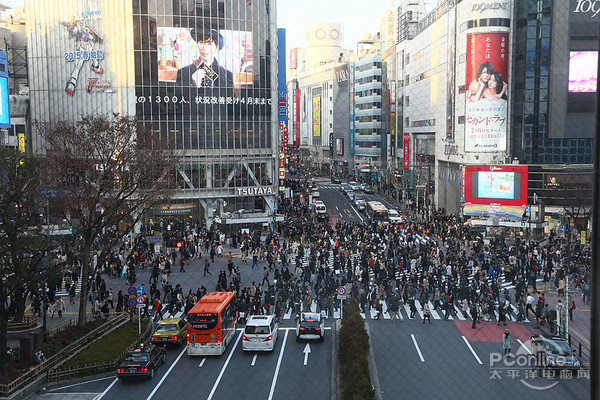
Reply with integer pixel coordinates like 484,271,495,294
157,27,253,89
464,32,509,153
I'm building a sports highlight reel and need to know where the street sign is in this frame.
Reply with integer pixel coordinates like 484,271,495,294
525,205,530,213
137,285,145,295
154,244,161,255
127,286,137,296
128,298,137,308
136,303,145,309
336,286,347,296
273,204,278,211
145,235,163,244
136,295,145,304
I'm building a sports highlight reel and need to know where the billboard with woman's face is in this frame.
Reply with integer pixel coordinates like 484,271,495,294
464,32,509,152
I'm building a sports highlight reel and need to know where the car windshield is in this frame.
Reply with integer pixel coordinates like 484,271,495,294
156,324,178,332
124,353,149,363
546,340,573,355
245,325,271,334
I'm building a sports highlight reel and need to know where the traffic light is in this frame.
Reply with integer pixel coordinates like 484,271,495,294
299,193,304,199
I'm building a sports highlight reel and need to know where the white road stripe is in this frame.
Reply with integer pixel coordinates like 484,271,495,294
411,334,425,362
92,378,118,400
146,346,187,400
428,302,441,320
206,331,243,400
517,339,532,354
50,376,114,392
251,353,258,366
462,336,483,365
267,330,290,400
198,358,206,367
414,301,424,319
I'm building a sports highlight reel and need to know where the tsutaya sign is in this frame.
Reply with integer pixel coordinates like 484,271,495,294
236,186,276,196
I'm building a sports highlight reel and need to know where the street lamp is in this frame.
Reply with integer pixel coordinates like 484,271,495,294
37,257,49,333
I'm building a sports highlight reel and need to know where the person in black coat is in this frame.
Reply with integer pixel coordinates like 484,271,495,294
176,28,233,89
471,302,479,329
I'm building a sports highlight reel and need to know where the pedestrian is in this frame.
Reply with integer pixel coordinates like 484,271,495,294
204,259,213,277
153,297,164,321
423,301,432,324
107,288,114,309
262,267,270,286
55,297,65,318
569,298,576,320
471,302,479,329
375,301,383,320
503,329,512,356
583,281,591,305
409,296,417,319
179,257,186,272
525,292,535,318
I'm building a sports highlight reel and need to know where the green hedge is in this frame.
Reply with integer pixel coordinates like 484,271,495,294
339,298,375,400
61,320,150,368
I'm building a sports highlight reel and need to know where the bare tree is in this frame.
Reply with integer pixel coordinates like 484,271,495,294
561,177,593,233
39,114,177,326
0,149,51,377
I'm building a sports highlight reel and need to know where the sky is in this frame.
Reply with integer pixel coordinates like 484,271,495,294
276,0,394,51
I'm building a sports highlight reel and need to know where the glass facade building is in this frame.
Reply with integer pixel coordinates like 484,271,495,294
26,0,279,227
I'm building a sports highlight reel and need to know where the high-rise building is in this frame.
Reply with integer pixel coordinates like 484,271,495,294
25,0,279,228
396,0,598,231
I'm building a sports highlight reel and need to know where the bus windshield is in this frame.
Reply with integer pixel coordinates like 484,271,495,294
188,313,218,330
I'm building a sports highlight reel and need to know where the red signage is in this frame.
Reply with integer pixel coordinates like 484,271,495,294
283,125,288,155
403,133,410,171
464,165,528,207
295,89,300,147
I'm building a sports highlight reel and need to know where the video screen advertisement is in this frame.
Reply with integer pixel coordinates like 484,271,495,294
133,1,273,127
465,32,509,153
465,165,528,207
569,51,598,93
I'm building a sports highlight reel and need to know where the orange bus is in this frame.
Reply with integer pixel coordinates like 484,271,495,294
187,292,238,356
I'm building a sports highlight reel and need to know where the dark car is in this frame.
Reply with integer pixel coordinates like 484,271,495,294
331,176,341,184
363,185,374,194
296,312,325,342
531,335,581,370
117,344,166,380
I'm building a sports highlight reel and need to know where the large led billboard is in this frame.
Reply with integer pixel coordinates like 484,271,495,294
0,76,10,129
157,27,253,89
464,165,528,207
568,51,598,92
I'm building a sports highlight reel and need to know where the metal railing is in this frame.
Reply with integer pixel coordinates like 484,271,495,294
47,318,153,382
7,315,38,332
0,313,127,398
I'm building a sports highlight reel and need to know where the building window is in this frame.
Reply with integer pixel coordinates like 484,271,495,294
405,96,409,107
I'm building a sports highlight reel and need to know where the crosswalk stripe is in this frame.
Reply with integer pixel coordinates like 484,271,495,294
428,301,441,320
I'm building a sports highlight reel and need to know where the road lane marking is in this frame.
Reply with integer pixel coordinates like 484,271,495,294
146,346,187,400
50,376,114,392
517,339,532,354
251,353,258,366
462,336,483,365
93,378,118,400
199,358,206,367
411,334,425,362
335,206,339,210
207,331,243,400
303,343,311,366
268,330,289,400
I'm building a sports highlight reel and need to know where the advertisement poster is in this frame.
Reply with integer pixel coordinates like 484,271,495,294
301,91,308,138
569,51,598,92
295,89,301,145
312,96,321,137
336,138,344,156
62,15,106,96
465,32,509,152
157,27,253,89
403,132,410,170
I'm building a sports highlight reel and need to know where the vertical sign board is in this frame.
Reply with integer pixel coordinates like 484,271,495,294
277,29,288,155
465,32,509,152
295,88,301,146
312,96,321,137
350,63,354,154
403,132,410,170
0,51,10,129
18,133,25,153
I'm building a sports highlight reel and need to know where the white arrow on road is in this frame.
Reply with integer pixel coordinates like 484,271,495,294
303,343,311,366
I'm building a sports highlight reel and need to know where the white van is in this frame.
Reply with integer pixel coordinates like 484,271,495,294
315,201,327,216
242,315,279,351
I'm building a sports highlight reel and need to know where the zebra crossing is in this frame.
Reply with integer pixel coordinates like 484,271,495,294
56,273,83,297
283,243,538,323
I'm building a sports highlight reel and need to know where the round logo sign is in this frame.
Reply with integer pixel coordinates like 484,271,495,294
128,298,137,308
136,295,146,304
337,286,347,296
127,286,137,296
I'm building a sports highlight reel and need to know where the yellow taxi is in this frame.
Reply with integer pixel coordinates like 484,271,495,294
151,317,187,347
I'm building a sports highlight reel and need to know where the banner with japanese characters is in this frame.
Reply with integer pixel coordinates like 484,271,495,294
465,32,509,152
